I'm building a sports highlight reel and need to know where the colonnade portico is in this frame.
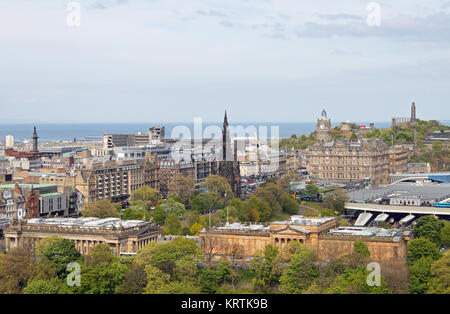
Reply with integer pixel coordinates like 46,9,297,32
3,218,161,256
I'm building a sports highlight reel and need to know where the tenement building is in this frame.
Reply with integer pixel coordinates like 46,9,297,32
308,109,389,186
75,159,146,204
3,217,160,256
200,215,408,263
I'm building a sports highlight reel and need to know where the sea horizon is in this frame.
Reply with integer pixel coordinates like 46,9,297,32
0,120,448,143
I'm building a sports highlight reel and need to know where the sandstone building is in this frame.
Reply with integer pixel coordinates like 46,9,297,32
200,215,408,263
3,217,160,256
308,109,390,186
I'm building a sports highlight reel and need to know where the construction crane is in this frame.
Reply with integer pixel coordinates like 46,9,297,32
102,130,117,148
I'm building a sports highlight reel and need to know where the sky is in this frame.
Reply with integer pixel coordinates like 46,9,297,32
0,0,450,123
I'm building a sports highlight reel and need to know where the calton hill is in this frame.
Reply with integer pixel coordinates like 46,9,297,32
1,173,449,294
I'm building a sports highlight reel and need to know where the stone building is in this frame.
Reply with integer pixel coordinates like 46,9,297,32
388,146,409,174
200,215,408,263
3,217,160,256
75,160,146,204
308,109,390,186
0,183,72,219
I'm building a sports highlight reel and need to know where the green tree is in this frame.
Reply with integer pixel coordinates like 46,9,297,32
190,222,203,236
82,199,120,218
84,244,115,267
441,222,450,248
427,251,450,294
78,261,129,294
144,264,171,293
279,246,318,293
135,238,203,277
24,277,70,294
44,238,82,279
158,197,186,217
35,235,64,258
409,256,434,294
304,184,320,199
353,241,370,257
152,205,166,225
282,194,299,215
407,238,441,266
121,205,150,221
200,175,233,209
115,265,147,294
216,260,232,284
250,245,282,292
0,247,34,294
325,265,390,294
191,192,213,214
200,269,219,294
413,215,444,246
129,186,161,210
165,213,182,235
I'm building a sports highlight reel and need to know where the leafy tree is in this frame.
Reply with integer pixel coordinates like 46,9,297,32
255,182,285,217
190,222,203,236
304,184,320,199
35,235,64,258
409,256,434,294
82,199,120,218
200,175,233,208
407,238,441,266
353,241,370,258
322,188,349,214
116,265,147,294
165,213,182,235
325,265,390,294
279,246,318,293
168,174,195,205
158,197,186,217
427,251,450,294
135,238,203,277
282,193,299,215
413,215,444,246
24,277,70,294
152,205,166,225
129,186,161,209
44,238,82,279
200,269,219,294
121,205,150,221
84,244,115,267
30,256,57,281
441,222,450,248
250,245,282,292
78,261,129,294
216,260,232,284
0,247,34,294
191,192,213,214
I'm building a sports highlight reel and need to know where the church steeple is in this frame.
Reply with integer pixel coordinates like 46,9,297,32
224,110,228,128
222,111,230,161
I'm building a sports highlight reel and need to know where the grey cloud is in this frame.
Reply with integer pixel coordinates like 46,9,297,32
296,13,450,43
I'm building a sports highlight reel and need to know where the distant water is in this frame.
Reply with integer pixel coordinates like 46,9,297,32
1,121,447,143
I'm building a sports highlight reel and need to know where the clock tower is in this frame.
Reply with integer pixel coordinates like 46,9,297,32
316,107,331,143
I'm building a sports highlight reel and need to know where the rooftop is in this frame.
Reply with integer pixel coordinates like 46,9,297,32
0,183,57,190
348,181,450,202
272,215,336,226
26,217,148,229
326,226,403,239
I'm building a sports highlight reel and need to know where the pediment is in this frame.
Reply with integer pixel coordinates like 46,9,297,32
271,225,309,236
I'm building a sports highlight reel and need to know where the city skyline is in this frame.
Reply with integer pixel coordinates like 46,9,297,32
1,0,450,123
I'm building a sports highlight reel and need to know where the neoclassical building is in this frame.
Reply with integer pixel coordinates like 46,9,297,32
200,216,408,263
3,217,160,256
